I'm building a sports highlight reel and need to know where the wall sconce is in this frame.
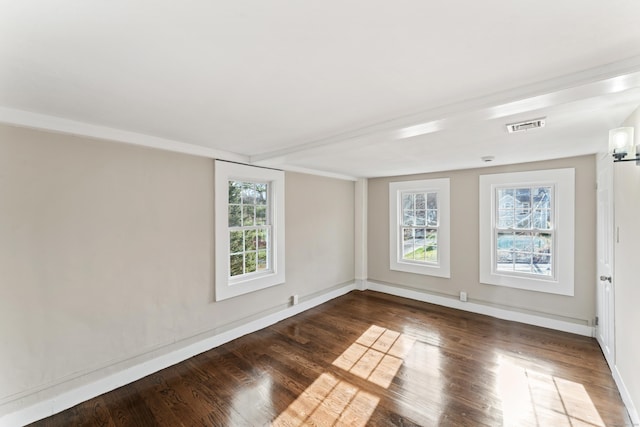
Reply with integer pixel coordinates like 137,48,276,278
609,127,639,165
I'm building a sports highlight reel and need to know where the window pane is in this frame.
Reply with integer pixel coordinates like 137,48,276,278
496,251,514,271
230,254,244,276
402,228,414,260
245,252,257,273
533,209,551,230
533,255,551,276
516,209,531,229
255,206,267,225
415,228,426,259
514,232,533,252
415,210,426,225
425,244,437,262
427,210,438,226
229,205,242,227
534,233,552,253
498,189,515,209
425,229,437,245
515,188,531,208
230,231,243,253
227,179,273,279
515,252,532,273
497,209,514,228
403,210,415,226
257,250,268,271
242,182,256,204
243,205,255,226
257,228,268,249
244,230,256,251
497,232,514,250
415,193,426,209
427,192,437,209
255,183,268,205
401,228,438,263
533,187,551,209
402,193,414,210
491,179,559,280
228,181,242,204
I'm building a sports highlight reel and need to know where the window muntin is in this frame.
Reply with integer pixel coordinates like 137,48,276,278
215,161,285,301
479,168,575,296
228,181,271,278
401,191,438,264
494,186,554,278
389,178,450,278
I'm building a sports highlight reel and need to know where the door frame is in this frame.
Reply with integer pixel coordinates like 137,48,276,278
596,152,615,368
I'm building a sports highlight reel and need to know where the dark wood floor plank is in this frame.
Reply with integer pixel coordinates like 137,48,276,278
28,290,632,426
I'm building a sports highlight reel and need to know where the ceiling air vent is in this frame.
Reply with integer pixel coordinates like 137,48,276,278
506,117,546,133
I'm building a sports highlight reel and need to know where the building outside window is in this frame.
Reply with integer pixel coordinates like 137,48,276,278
479,169,574,296
389,178,450,278
494,185,554,278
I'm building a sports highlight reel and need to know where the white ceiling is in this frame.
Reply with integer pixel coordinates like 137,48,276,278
2,1,640,179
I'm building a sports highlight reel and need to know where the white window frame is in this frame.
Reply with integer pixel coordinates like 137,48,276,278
215,161,285,301
479,168,574,296
389,178,450,278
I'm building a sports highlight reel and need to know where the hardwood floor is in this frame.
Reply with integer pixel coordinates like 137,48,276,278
30,291,631,426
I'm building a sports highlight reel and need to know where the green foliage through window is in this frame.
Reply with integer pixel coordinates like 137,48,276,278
228,180,270,277
401,190,439,264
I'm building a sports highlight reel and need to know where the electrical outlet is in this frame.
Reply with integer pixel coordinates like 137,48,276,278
460,291,468,302
292,294,299,305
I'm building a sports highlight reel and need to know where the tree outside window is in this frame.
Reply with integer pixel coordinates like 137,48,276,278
228,180,271,277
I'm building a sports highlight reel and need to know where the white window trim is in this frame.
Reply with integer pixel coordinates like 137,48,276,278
215,161,285,301
389,178,451,278
479,168,575,296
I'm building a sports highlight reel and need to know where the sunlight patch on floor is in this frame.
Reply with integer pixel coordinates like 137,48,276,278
333,325,416,388
273,325,416,426
272,373,379,427
496,355,605,427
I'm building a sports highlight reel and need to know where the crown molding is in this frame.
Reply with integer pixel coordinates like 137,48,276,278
0,107,248,163
3,56,640,178
251,56,640,164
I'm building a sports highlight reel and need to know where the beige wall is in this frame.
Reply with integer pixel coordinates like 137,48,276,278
0,124,354,414
614,107,640,418
368,155,597,325
285,171,355,296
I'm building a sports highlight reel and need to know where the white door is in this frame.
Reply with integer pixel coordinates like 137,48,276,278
596,153,615,367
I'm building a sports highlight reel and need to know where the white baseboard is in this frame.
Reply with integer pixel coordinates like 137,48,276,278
612,365,640,426
354,278,367,291
364,281,640,424
0,282,357,427
0,279,618,427
364,280,595,337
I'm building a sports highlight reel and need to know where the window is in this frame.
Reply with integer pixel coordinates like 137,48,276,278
389,178,450,278
215,161,285,301
495,186,553,277
228,181,270,277
479,169,574,296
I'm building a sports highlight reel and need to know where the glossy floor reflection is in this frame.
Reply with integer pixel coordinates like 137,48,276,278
274,325,416,426
497,354,606,427
28,291,632,426
272,373,379,426
333,325,416,388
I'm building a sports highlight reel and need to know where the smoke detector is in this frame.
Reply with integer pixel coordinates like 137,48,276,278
506,117,546,133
